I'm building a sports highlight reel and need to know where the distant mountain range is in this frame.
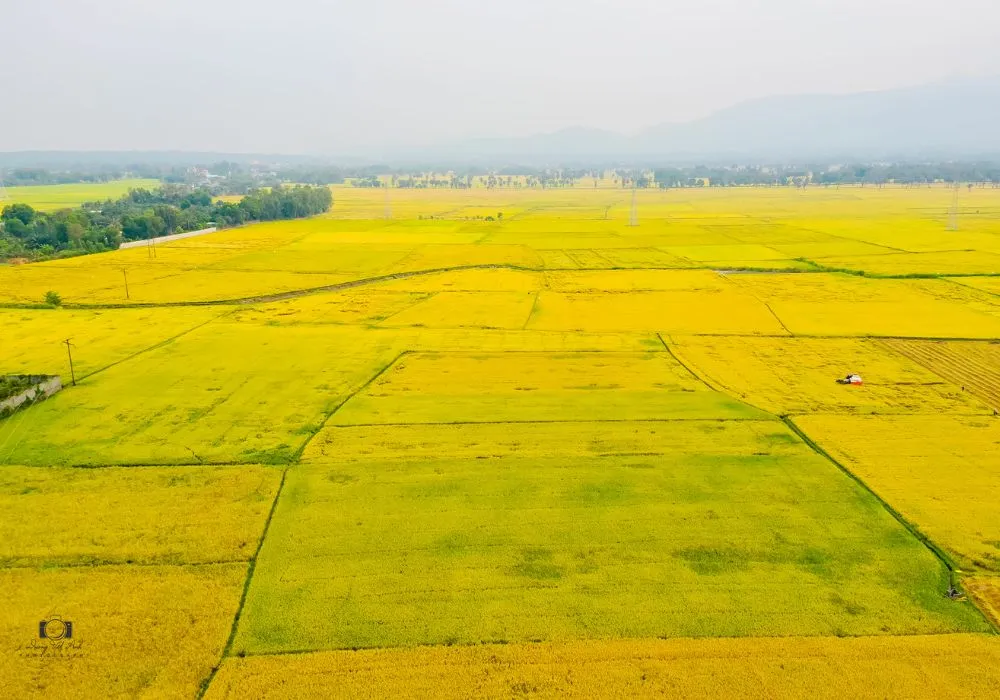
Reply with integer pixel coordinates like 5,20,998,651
427,76,1000,165
3,77,999,168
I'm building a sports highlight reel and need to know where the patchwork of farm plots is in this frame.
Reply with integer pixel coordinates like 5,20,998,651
1,185,999,697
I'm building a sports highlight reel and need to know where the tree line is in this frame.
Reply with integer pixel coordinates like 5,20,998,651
0,184,333,261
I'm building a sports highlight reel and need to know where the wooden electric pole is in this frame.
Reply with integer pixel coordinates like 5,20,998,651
64,339,76,386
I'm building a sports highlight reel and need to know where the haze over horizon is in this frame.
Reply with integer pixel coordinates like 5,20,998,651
5,0,1000,156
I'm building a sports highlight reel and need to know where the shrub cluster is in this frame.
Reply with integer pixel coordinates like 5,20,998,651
0,184,333,261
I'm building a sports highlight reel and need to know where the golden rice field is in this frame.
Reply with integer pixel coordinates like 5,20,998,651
1,184,999,697
205,635,1000,699
793,414,1000,572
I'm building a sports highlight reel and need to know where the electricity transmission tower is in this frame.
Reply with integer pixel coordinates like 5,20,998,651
947,184,960,231
628,184,638,227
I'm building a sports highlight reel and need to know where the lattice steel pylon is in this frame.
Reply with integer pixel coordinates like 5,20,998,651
628,184,638,227
947,184,959,231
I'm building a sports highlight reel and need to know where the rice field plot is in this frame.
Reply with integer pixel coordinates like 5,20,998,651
378,291,538,329
951,276,1000,296
544,269,730,292
0,306,225,377
1,179,160,212
525,288,788,335
0,564,244,698
304,416,799,464
0,323,403,466
375,267,542,292
813,250,1000,276
119,269,356,303
207,634,1000,700
662,244,789,263
768,240,900,259
234,415,983,654
387,243,542,273
880,339,1000,410
671,336,991,415
590,247,692,268
204,240,417,276
0,254,197,305
329,351,770,425
232,290,432,326
730,273,1000,338
392,327,652,354
0,465,280,567
794,414,1000,572
966,578,1000,629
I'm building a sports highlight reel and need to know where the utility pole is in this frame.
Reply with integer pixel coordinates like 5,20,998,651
64,339,76,386
123,268,130,300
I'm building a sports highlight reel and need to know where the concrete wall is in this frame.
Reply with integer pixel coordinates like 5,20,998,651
0,376,62,417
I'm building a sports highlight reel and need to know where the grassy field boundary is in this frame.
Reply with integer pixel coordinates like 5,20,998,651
656,333,717,390
6,262,998,312
290,351,412,461
198,467,290,698
78,309,234,382
781,415,998,634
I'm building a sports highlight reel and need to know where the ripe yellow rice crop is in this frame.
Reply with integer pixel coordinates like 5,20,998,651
233,290,432,326
6,184,1000,697
0,306,225,377
951,276,1000,296
377,267,542,292
205,634,1000,699
729,273,1000,338
0,465,280,566
0,563,244,699
814,250,1000,276
526,288,787,334
880,339,1000,410
238,420,981,654
0,323,402,465
380,291,539,329
966,577,1000,629
303,417,805,464
794,414,1000,571
671,336,991,415
329,351,768,425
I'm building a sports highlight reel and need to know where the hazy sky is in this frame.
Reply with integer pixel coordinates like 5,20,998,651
4,0,999,154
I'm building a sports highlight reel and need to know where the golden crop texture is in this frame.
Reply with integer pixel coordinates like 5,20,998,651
206,634,1000,699
3,183,1000,697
